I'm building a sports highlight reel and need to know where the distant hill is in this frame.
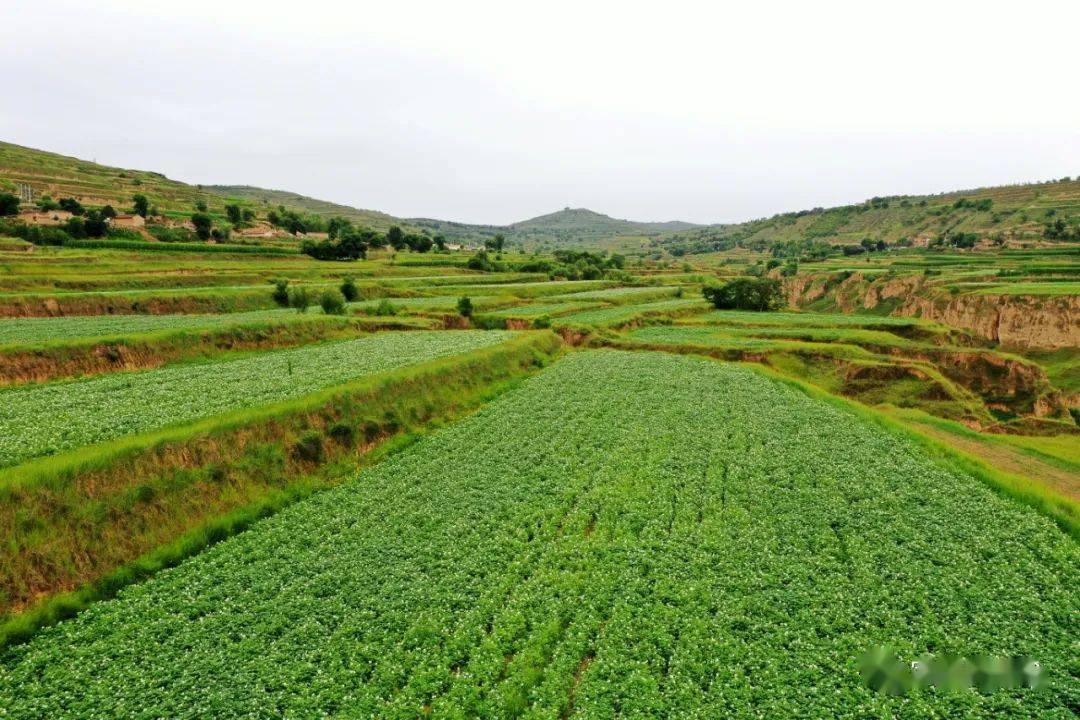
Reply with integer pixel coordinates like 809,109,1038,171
0,141,409,232
7,139,1073,257
410,207,700,251
511,207,697,234
654,178,1080,256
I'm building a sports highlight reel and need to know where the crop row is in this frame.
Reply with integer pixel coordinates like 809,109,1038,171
556,297,708,327
1,350,1074,717
0,330,515,468
0,308,317,346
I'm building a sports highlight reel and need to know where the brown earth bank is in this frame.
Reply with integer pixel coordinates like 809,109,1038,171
784,272,1079,350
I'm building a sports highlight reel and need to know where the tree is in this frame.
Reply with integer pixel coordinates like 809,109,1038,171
195,200,208,212
485,233,506,252
132,194,149,217
83,210,109,237
433,234,447,251
191,212,213,240
406,234,433,253
702,278,783,311
301,226,370,261
319,289,346,315
288,287,312,313
328,216,352,240
340,277,359,301
0,193,18,216
37,195,60,211
100,205,117,219
271,279,290,306
225,203,243,225
386,225,405,250
58,198,85,215
457,296,473,318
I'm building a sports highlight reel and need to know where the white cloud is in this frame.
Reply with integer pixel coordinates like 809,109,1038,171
2,0,1078,224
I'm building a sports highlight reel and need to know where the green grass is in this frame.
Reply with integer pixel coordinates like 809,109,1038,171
684,309,928,329
969,281,1080,296
0,350,1075,717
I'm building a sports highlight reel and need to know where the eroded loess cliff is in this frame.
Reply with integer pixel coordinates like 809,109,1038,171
786,272,1079,350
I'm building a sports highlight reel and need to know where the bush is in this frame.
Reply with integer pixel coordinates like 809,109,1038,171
340,277,359,302
147,225,195,243
318,289,346,315
370,299,398,316
292,432,325,463
702,278,783,311
271,279,290,306
457,296,473,318
0,193,18,216
288,287,312,313
328,423,355,446
191,212,212,240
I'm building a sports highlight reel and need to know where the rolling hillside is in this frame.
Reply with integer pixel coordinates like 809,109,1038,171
4,139,1077,255
412,207,700,251
0,141,408,232
656,178,1080,256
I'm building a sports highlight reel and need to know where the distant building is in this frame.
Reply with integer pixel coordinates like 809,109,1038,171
237,226,276,238
18,208,73,225
109,214,146,229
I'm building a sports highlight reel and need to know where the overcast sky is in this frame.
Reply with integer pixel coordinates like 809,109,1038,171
3,1,1078,225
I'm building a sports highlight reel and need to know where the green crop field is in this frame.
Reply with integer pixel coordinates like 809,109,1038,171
0,308,317,345
1,351,1074,717
549,285,681,302
0,330,513,467
556,297,709,327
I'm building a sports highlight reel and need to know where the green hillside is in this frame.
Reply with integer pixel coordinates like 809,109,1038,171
657,178,1080,256
202,185,402,231
0,141,407,232
412,207,700,251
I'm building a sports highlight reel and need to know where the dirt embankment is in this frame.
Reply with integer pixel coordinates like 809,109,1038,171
785,273,1079,350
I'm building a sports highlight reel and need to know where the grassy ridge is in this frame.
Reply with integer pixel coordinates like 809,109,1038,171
0,331,562,644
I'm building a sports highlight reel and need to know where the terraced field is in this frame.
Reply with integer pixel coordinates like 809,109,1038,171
0,330,514,467
1,351,1075,717
555,297,710,327
0,307,312,345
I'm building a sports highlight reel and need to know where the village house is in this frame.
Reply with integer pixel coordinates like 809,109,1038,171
109,214,146,229
237,225,279,238
18,208,73,225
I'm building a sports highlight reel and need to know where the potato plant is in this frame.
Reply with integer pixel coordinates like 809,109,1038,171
0,330,515,467
1,351,1075,718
